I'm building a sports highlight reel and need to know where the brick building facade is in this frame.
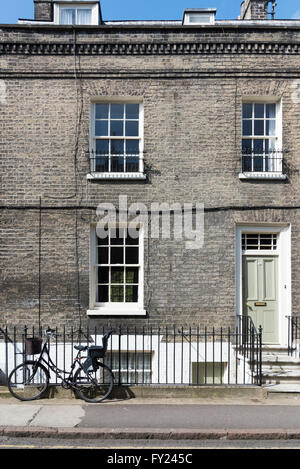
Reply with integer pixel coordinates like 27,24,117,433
0,0,299,349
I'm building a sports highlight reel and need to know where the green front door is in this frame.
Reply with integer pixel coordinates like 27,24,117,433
242,256,278,344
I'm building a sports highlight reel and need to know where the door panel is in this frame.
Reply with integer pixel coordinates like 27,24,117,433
242,256,278,344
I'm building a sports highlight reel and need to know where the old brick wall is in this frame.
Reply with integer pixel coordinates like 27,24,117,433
0,25,300,329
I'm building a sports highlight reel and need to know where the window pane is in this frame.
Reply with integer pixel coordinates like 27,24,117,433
111,156,124,172
254,120,264,136
242,140,252,171
98,267,109,284
125,285,138,302
111,228,125,245
254,103,264,118
76,9,92,25
95,120,108,136
111,104,124,119
111,285,124,302
96,104,109,119
96,139,109,154
266,120,276,136
110,121,123,136
95,156,108,172
126,140,139,155
126,156,139,172
60,9,75,24
126,267,139,284
242,139,252,154
111,141,124,172
126,247,139,264
242,154,252,172
242,120,252,136
266,104,276,118
125,121,139,137
253,139,264,154
265,139,276,152
111,247,124,264
111,140,124,155
126,104,139,119
125,230,139,245
97,235,108,246
98,285,108,302
242,104,252,119
253,155,263,172
98,247,108,265
111,267,124,284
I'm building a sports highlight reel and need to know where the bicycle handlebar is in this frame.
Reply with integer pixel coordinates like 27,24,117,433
44,328,59,339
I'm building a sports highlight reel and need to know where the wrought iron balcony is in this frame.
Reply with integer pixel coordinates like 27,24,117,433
241,150,285,176
88,153,146,180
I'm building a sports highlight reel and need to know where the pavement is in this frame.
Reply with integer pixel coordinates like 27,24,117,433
2,395,300,441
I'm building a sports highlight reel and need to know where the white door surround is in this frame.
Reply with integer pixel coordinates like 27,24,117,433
235,224,291,346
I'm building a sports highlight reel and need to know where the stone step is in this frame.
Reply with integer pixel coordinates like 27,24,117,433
262,356,300,365
262,370,300,381
264,383,300,394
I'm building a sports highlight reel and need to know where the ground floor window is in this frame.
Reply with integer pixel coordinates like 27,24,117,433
89,225,145,316
96,228,140,304
105,351,152,384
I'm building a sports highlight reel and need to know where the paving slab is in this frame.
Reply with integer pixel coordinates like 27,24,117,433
0,404,41,426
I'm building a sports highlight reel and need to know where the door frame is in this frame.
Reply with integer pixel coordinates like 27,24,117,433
235,224,291,346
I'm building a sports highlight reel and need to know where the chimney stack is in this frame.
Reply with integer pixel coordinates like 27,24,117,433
34,0,53,21
240,0,276,20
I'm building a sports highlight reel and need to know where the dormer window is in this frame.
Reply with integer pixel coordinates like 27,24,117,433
183,9,216,25
54,2,99,25
60,7,91,25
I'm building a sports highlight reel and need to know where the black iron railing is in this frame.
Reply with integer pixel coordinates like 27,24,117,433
286,316,300,356
89,154,144,174
241,151,285,174
0,324,262,387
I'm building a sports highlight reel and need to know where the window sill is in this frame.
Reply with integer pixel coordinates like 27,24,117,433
239,172,287,181
87,173,147,181
87,307,147,316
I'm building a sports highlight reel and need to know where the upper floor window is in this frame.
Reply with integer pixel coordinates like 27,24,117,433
240,101,285,180
54,3,99,25
88,101,146,180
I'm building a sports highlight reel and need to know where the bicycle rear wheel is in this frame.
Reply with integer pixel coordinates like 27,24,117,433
8,361,49,401
74,363,114,403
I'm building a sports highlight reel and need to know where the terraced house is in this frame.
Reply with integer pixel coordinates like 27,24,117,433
1,0,300,391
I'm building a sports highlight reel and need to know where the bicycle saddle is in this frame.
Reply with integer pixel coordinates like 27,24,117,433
74,345,88,351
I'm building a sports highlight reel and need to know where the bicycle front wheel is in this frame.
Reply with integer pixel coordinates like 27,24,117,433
74,363,114,403
8,361,49,401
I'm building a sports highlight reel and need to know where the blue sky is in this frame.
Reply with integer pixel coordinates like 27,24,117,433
1,0,299,23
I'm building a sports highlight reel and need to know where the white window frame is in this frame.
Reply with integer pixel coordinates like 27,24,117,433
87,98,146,180
54,2,99,25
239,98,285,180
88,224,146,316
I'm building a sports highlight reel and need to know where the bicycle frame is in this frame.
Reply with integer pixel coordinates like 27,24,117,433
32,339,88,389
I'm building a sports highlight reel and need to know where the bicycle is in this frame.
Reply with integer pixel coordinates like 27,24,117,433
7,328,116,403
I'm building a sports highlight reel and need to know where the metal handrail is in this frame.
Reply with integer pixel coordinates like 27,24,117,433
286,315,300,356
